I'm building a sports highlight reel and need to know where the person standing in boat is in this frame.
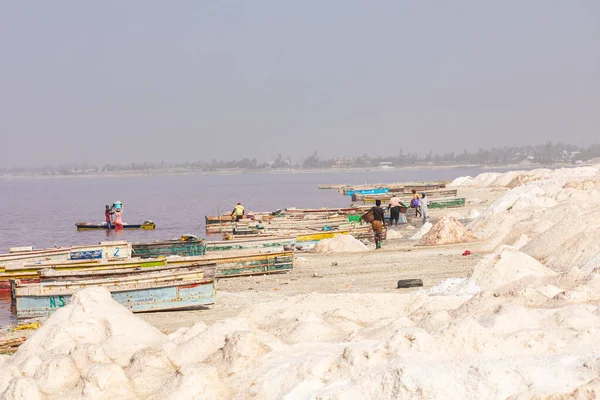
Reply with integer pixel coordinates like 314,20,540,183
231,202,245,222
113,201,124,230
370,199,386,249
388,195,402,227
105,205,114,229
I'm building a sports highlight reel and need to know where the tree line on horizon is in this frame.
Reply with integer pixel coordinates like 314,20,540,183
3,142,599,175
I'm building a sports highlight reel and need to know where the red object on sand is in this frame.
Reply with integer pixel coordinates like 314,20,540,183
462,250,471,256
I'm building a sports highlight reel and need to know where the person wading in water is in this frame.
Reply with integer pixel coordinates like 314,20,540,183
105,205,114,229
112,201,124,230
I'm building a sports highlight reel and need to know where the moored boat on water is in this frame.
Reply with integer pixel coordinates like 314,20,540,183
356,197,466,209
0,257,167,290
346,187,389,196
428,197,466,209
11,262,217,318
167,251,294,277
75,221,156,231
205,236,296,252
295,230,349,250
0,241,132,281
0,248,71,270
1,249,295,291
132,237,206,258
353,189,459,203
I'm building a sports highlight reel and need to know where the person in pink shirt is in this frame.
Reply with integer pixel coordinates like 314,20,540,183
388,196,403,226
113,202,124,230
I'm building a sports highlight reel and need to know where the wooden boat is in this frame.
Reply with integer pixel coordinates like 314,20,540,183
341,181,449,196
353,189,458,202
132,239,206,258
318,184,348,190
295,230,349,250
0,241,132,273
346,187,389,196
0,258,167,290
296,230,349,243
11,262,217,318
167,251,294,277
428,197,466,209
69,241,132,260
282,207,361,214
205,236,296,252
362,197,465,209
76,221,156,231
205,219,351,235
0,248,71,270
2,250,294,290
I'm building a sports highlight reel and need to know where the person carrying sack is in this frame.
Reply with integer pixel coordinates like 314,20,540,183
411,189,421,218
362,199,386,249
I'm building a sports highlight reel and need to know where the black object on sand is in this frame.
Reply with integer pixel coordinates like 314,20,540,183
397,279,424,289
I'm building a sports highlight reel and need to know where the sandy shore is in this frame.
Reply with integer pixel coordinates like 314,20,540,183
141,187,499,332
140,241,486,332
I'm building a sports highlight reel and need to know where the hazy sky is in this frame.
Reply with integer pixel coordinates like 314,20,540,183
1,1,599,167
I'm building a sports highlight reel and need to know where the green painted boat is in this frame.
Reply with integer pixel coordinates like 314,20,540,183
132,239,206,258
205,237,296,252
169,251,294,278
428,197,466,209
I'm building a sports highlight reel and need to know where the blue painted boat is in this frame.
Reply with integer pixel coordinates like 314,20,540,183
10,262,216,318
346,188,389,196
69,240,132,260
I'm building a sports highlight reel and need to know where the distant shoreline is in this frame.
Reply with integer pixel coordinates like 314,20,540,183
0,162,563,181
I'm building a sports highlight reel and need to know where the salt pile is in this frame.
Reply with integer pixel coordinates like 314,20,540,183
464,245,556,292
409,222,432,240
448,176,473,187
311,234,368,253
6,268,600,398
465,208,480,219
385,229,403,239
420,217,477,246
450,166,600,189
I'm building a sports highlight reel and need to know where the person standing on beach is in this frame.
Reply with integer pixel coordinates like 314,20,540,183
388,195,402,226
420,193,430,224
411,189,422,218
231,202,245,222
370,199,386,249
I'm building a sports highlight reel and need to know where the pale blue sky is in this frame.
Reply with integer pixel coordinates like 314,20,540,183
1,1,599,167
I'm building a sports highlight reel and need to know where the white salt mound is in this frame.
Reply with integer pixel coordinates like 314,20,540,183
511,234,530,249
466,209,481,219
311,234,368,253
420,217,477,246
464,245,556,292
385,229,403,239
409,222,432,240
5,268,600,398
447,176,473,187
